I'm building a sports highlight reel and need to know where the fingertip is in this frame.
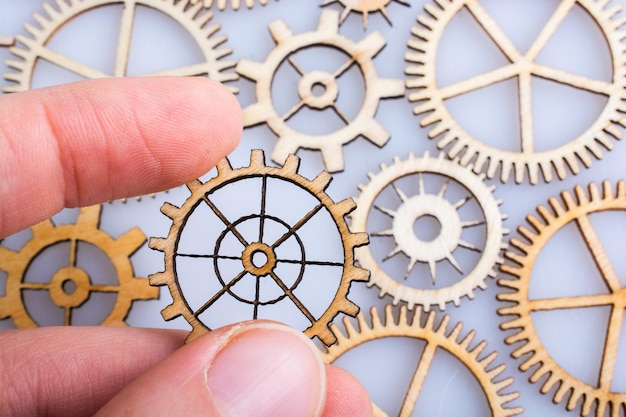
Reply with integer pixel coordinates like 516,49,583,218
325,365,374,417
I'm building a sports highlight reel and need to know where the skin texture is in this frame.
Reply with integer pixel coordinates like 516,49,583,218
0,77,372,417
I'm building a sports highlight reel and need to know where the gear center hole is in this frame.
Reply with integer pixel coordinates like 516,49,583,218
252,250,269,268
312,82,326,97
62,278,77,295
414,215,442,242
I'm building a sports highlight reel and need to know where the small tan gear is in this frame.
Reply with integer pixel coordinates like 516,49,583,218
350,151,507,311
498,181,626,417
405,0,626,184
0,205,158,327
322,304,523,417
149,149,370,345
237,9,405,173
320,0,409,28
3,0,237,93
188,0,273,10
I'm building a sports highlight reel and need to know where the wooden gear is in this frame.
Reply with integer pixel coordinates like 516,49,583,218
322,304,523,417
498,181,626,417
149,149,370,345
188,0,273,10
237,9,405,173
405,0,626,184
350,151,507,311
321,0,409,28
0,205,158,327
3,0,237,93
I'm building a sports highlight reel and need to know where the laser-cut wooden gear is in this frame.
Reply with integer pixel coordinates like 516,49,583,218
322,304,523,417
3,0,237,93
149,149,370,345
350,152,507,311
237,9,405,173
0,205,158,327
405,0,626,184
498,181,626,417
188,0,273,10
320,0,409,28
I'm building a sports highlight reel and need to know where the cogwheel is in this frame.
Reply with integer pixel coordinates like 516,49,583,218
320,0,410,28
237,9,405,173
149,149,370,345
3,0,237,93
0,205,158,327
350,151,507,311
405,0,626,184
188,0,273,10
322,304,523,417
498,181,626,417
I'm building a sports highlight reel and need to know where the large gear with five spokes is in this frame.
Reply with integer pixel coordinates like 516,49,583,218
149,149,370,345
237,9,405,173
498,181,626,417
350,151,507,311
406,0,626,184
3,0,237,93
0,205,158,327
322,304,523,417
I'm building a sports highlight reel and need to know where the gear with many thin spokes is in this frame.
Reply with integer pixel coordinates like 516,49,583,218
0,205,157,327
320,0,410,28
237,9,405,173
149,149,370,345
322,304,523,417
350,151,507,311
3,0,237,93
498,181,626,417
405,0,626,184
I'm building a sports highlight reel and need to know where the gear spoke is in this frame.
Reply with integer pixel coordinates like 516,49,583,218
465,0,521,62
281,101,305,122
195,269,248,317
20,282,50,290
532,63,614,96
288,56,305,76
438,178,450,198
458,240,481,252
528,294,616,311
176,253,242,261
440,64,519,100
599,306,624,390
115,0,137,77
253,276,261,319
577,214,622,293
269,271,316,323
399,341,437,417
272,203,324,249
525,0,576,61
203,196,250,247
374,204,396,218
330,105,350,125
90,285,121,293
277,258,344,267
69,238,78,267
35,44,109,79
332,57,356,78
519,71,534,154
64,307,72,326
145,63,211,77
392,182,409,202
259,176,268,243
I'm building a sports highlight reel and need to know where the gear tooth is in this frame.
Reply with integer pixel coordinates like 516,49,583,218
316,326,338,346
448,321,463,342
148,237,169,252
602,180,614,199
160,302,182,321
350,232,369,249
185,179,204,194
560,189,578,210
616,180,626,198
525,213,546,233
160,202,181,219
248,148,266,168
317,9,340,34
514,162,526,184
268,19,292,44
343,315,359,339
424,309,437,331
115,226,146,251
395,304,408,326
341,299,360,317
459,329,476,350
335,197,357,216
436,314,450,334
186,326,209,343
471,340,488,359
372,306,385,328
236,58,264,81
499,391,521,406
499,161,512,183
360,119,391,147
281,153,301,174
311,171,333,192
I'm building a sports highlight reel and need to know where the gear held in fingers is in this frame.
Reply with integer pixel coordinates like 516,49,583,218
237,9,405,173
498,181,626,417
405,0,626,184
149,149,370,346
0,205,157,327
350,151,507,311
322,304,523,417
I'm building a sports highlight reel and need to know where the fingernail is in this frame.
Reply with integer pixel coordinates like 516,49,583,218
206,323,326,417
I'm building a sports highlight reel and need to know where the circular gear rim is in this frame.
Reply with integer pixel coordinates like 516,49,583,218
405,0,626,184
498,181,626,417
237,9,405,173
3,0,237,93
0,205,158,327
322,304,523,417
149,149,370,345
350,151,507,311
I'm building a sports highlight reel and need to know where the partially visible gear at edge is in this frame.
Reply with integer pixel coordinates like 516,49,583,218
189,0,274,10
322,304,523,417
321,0,410,28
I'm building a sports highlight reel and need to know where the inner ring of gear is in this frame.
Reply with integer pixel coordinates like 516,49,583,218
405,0,626,184
350,152,506,311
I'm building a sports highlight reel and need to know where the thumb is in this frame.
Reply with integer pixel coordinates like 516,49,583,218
94,321,326,417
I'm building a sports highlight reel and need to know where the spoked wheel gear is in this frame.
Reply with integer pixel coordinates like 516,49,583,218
0,205,157,327
320,0,410,28
498,181,626,417
149,149,370,345
237,9,405,173
322,304,523,417
350,152,507,311
406,0,626,184
188,0,274,10
3,0,237,93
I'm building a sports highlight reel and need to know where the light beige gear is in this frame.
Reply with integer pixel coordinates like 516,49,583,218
3,0,237,93
321,0,409,28
149,149,370,345
237,9,405,173
498,181,626,417
350,151,507,311
0,205,158,327
322,304,523,417
405,0,626,184
188,0,273,10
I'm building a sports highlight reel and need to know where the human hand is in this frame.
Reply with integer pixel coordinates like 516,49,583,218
0,77,372,417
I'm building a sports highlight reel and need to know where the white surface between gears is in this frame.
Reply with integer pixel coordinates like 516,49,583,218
2,1,626,416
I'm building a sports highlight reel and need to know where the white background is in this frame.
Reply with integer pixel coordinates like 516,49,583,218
2,1,626,416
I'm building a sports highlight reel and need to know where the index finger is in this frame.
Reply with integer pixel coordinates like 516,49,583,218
0,77,242,238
